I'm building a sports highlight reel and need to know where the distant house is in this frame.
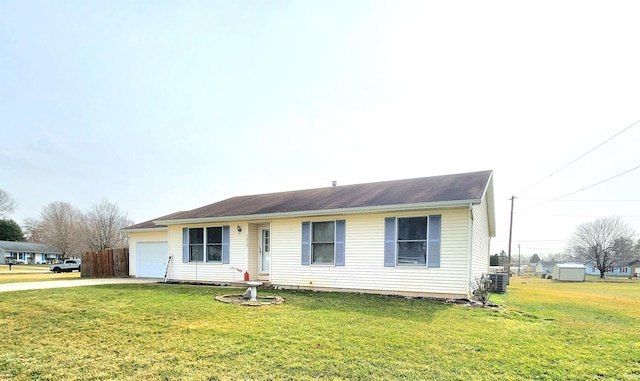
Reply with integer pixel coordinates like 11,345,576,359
534,261,556,275
585,260,640,278
0,241,63,264
123,170,496,299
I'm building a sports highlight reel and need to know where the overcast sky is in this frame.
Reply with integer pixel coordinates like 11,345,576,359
1,0,639,259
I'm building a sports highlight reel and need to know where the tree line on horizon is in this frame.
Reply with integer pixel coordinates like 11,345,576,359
495,217,639,279
0,188,132,258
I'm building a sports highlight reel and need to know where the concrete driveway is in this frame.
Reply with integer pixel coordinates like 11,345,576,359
0,278,160,293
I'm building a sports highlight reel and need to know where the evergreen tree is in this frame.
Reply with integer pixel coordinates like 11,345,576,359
0,219,25,241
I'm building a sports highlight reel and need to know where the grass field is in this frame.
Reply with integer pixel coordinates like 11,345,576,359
0,276,638,380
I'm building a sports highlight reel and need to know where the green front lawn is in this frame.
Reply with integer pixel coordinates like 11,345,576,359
0,264,50,273
0,271,80,284
0,277,638,380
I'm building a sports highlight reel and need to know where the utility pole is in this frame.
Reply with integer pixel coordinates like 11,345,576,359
507,195,515,284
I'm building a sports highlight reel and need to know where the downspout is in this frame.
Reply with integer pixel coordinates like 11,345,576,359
466,203,474,297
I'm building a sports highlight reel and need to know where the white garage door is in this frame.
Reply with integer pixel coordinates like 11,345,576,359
136,242,168,278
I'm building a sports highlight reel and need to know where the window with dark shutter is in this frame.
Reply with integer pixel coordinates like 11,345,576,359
385,215,441,268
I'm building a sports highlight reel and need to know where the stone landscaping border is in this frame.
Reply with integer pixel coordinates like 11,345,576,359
215,294,284,307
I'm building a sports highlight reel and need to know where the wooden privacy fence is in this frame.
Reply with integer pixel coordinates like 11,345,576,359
81,248,129,278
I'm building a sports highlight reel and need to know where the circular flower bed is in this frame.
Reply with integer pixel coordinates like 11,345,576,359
215,294,284,307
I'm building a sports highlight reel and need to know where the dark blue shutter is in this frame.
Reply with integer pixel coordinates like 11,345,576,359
222,225,230,264
335,220,346,266
301,222,311,266
428,215,441,268
384,217,396,267
182,228,189,263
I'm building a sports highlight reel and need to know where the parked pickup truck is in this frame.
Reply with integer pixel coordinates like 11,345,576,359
50,259,81,273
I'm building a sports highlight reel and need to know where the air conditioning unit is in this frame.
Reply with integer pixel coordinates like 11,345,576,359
487,273,508,293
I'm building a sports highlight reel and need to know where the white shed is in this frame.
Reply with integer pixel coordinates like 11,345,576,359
552,263,586,282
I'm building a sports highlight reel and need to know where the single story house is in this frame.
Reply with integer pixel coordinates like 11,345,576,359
0,240,63,264
552,263,586,282
534,261,556,275
585,260,640,278
122,170,496,299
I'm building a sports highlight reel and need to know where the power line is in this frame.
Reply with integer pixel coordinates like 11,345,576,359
516,119,640,196
500,239,567,243
524,164,640,210
493,238,566,242
516,212,640,218
520,246,567,251
518,198,640,203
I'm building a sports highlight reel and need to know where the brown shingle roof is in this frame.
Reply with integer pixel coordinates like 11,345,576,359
156,170,492,222
122,211,186,230
123,220,161,230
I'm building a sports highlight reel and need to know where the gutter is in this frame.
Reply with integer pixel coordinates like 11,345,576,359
120,227,168,234
153,199,482,226
466,203,474,296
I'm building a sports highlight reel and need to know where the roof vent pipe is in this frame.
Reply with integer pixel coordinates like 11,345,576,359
332,181,337,187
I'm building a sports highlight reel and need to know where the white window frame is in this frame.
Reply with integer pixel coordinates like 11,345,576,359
311,221,336,265
396,216,430,266
188,227,224,263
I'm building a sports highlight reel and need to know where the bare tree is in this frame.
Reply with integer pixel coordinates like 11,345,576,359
38,202,83,258
0,189,18,218
22,217,44,242
568,216,636,278
545,252,572,263
82,198,133,251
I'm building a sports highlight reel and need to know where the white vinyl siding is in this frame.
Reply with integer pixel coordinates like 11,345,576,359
271,209,471,297
471,195,491,284
158,205,489,298
167,223,248,283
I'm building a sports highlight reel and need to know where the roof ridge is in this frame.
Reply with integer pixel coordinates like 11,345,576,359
224,170,494,200
140,170,494,225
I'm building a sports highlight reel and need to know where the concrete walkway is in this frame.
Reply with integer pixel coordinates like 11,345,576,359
0,278,160,293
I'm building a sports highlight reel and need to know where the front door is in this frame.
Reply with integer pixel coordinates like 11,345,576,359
259,227,270,274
